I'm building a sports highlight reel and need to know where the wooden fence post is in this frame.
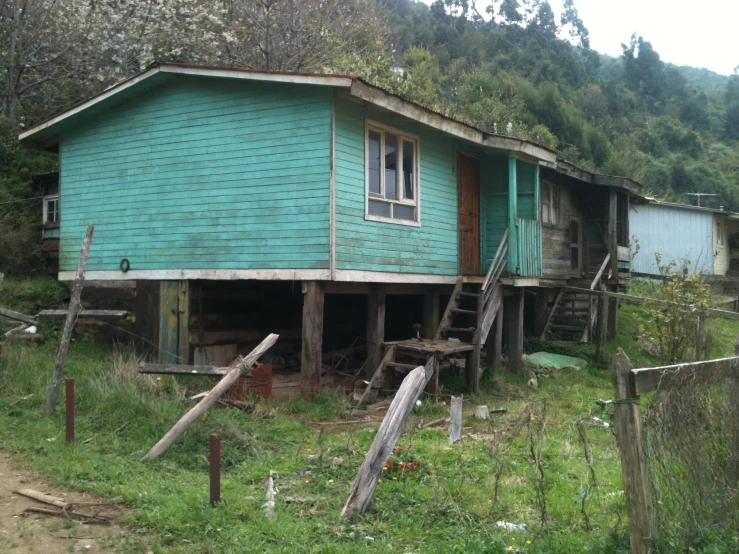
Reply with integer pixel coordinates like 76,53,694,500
596,285,609,363
45,225,93,416
610,348,653,554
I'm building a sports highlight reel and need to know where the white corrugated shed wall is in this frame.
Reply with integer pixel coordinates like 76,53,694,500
629,203,715,275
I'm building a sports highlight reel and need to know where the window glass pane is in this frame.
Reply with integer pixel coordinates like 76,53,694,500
394,204,415,221
368,200,391,218
385,133,397,200
368,130,381,194
402,140,414,200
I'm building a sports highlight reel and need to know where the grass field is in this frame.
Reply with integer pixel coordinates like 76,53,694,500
1,277,739,553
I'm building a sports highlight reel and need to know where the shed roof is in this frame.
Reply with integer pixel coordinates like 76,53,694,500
636,199,735,216
18,62,557,163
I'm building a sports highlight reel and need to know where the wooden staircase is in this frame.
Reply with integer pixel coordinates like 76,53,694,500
540,254,611,344
357,231,508,404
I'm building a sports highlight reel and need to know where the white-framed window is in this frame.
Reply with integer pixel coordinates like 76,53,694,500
365,120,420,225
43,195,59,224
540,182,560,225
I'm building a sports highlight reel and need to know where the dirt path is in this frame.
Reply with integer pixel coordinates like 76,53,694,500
0,453,154,553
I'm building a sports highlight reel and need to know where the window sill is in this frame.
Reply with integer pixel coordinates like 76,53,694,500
364,214,421,227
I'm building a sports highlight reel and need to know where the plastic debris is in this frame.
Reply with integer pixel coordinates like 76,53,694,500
495,521,527,532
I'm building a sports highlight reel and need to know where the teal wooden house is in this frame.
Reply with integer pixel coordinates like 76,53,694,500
20,63,641,395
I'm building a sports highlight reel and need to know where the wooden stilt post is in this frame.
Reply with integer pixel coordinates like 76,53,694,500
178,281,190,364
159,281,180,364
423,285,440,340
488,300,504,368
366,284,386,379
610,349,653,554
608,295,619,339
301,281,325,396
45,225,93,416
506,289,524,373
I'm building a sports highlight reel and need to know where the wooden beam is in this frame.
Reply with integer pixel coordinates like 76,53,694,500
301,281,325,396
489,299,504,368
341,358,435,517
564,286,739,321
45,225,93,417
435,278,463,340
610,349,653,554
608,191,618,278
0,307,37,325
366,284,386,378
596,286,609,363
139,363,228,376
356,345,396,408
631,356,739,396
590,253,611,290
143,334,278,459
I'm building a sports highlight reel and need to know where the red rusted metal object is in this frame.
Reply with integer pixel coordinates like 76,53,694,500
65,378,74,443
226,361,273,399
210,434,221,506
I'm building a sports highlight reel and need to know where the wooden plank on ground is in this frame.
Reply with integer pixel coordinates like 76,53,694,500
37,310,128,318
139,363,228,376
341,359,434,517
449,396,463,444
0,307,37,325
632,356,739,395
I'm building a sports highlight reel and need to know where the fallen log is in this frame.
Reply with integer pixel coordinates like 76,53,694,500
23,507,110,524
341,356,436,517
142,334,279,460
0,307,37,325
139,363,228,376
16,489,68,509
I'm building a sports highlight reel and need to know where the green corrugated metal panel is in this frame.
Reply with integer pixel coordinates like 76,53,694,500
334,98,459,275
516,218,543,277
59,77,332,272
516,160,537,221
482,155,509,270
508,157,518,273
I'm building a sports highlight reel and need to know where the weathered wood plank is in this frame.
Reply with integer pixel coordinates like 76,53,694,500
139,363,228,376
449,396,463,444
590,254,611,290
366,284,386,378
435,277,463,340
356,345,396,408
178,281,190,364
610,349,653,554
341,359,435,517
0,307,37,325
143,334,278,460
632,356,739,395
45,225,93,417
540,289,564,339
506,290,524,373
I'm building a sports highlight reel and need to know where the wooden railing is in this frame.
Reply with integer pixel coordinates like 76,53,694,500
479,229,508,345
585,253,612,342
512,218,542,277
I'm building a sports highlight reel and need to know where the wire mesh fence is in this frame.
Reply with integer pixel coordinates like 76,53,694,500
644,374,739,551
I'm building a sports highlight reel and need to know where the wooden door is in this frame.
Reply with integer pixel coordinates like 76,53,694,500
570,216,583,277
458,154,481,275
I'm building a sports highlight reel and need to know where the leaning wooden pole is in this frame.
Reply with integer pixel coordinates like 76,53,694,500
45,225,94,416
610,348,653,554
342,356,435,517
143,334,279,460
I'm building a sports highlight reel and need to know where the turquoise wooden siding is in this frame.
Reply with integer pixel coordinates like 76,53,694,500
334,98,460,275
59,78,332,272
482,155,510,270
516,218,543,277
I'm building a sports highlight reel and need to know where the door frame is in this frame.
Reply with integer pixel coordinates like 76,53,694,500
457,152,481,275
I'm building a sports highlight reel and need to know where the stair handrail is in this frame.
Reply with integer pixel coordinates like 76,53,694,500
482,228,509,292
590,253,612,290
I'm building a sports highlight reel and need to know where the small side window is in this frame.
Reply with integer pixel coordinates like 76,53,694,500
43,195,59,224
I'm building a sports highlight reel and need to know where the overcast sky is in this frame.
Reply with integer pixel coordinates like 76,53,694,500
419,0,739,75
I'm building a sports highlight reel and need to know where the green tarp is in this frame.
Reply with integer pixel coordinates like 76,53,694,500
523,352,587,371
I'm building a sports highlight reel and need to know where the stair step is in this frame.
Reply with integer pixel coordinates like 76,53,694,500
556,308,590,314
386,361,421,370
451,308,478,315
550,324,586,331
443,327,477,333
459,292,480,297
